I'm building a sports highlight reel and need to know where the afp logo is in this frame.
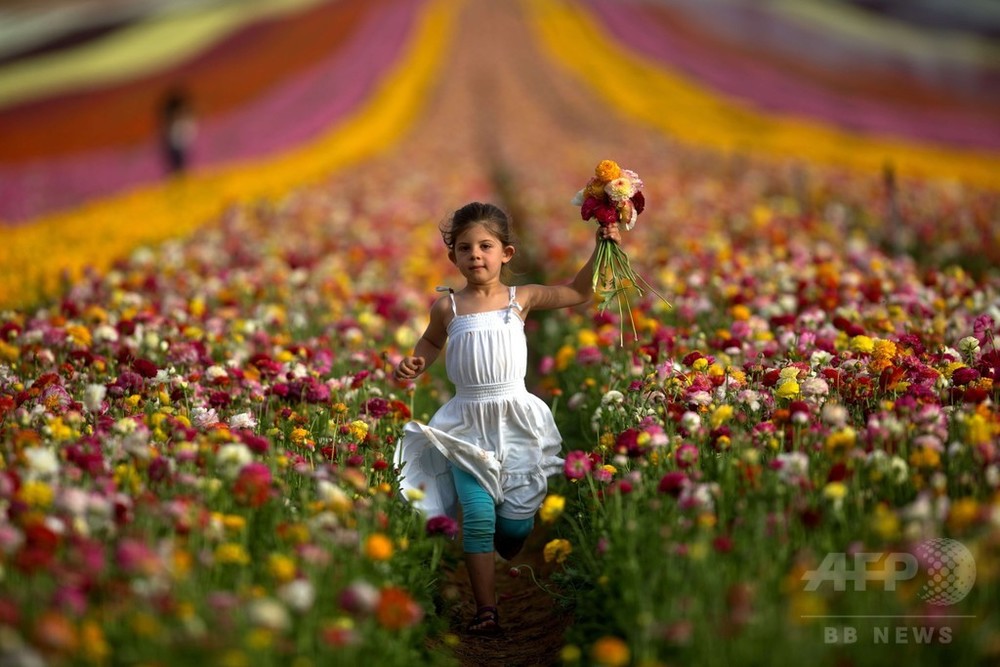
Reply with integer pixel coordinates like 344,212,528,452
802,538,976,605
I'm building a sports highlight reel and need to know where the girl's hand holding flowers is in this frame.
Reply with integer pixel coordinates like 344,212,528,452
597,222,622,245
573,159,669,345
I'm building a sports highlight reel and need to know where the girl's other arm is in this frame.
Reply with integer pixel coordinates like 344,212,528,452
522,223,621,312
393,297,450,381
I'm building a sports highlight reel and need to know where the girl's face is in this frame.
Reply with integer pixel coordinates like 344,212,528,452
449,223,514,285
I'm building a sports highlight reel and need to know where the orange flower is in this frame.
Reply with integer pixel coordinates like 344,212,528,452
375,586,423,630
364,533,394,561
591,635,630,667
594,159,621,182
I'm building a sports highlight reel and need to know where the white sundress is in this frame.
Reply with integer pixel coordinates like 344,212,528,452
393,285,564,521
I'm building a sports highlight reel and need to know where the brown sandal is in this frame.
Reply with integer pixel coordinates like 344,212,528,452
467,605,502,636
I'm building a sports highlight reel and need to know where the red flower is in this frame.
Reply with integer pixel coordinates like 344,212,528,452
630,191,645,214
375,586,423,630
580,196,618,226
233,463,273,507
657,471,689,497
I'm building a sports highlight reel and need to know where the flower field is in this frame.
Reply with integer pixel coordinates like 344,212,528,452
1,1,999,665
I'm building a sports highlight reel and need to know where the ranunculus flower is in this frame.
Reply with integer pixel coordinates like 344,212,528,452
376,586,423,630
539,495,566,524
425,515,458,538
951,367,979,386
657,471,689,497
564,450,593,479
233,462,272,507
594,159,621,182
675,443,699,468
543,538,573,564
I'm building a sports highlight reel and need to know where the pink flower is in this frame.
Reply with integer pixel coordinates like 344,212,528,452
675,443,699,468
425,515,458,538
564,450,593,480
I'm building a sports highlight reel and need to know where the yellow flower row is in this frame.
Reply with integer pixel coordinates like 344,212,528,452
0,0,459,310
525,0,1000,188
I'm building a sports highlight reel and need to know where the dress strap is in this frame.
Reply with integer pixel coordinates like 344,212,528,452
508,285,523,312
435,285,457,317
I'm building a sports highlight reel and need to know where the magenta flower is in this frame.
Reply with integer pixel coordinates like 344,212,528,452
425,515,458,538
657,471,689,497
564,450,593,480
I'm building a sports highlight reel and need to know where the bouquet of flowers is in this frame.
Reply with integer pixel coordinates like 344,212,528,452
572,159,669,342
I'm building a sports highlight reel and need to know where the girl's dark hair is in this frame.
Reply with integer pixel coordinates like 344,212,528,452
440,202,518,281
440,202,516,250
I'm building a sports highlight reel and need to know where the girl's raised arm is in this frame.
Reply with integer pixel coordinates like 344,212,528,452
519,223,621,313
393,296,450,381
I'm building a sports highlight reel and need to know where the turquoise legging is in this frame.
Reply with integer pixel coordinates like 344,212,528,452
451,465,534,554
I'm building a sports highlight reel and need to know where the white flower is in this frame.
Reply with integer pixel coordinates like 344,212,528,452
680,411,701,431
821,403,848,427
278,579,316,613
775,452,809,483
604,177,637,203
82,384,106,413
216,443,253,478
800,377,829,397
228,411,257,430
957,336,980,358
248,598,291,632
600,390,625,406
190,406,219,429
205,365,228,381
23,447,60,480
93,325,119,343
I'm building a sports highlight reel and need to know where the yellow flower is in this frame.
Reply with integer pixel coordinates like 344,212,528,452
823,482,847,501
215,543,250,566
909,446,941,469
348,420,369,442
560,644,582,663
222,514,247,533
775,380,800,399
870,504,900,541
539,495,566,524
731,304,751,321
65,324,92,348
692,357,708,372
0,340,19,362
825,427,857,454
543,539,573,564
590,635,630,667
80,619,109,663
555,344,575,371
963,413,991,446
850,335,874,354
364,533,394,561
594,160,621,182
18,480,54,508
577,329,599,347
947,498,979,534
290,427,311,446
872,338,897,361
710,405,734,428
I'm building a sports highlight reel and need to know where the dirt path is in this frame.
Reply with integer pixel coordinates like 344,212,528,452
437,529,572,667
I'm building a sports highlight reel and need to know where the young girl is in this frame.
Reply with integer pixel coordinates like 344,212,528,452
392,201,620,635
